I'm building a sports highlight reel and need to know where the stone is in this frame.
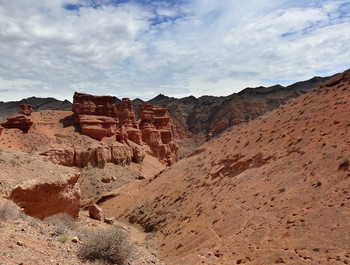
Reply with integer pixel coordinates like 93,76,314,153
40,147,75,167
71,92,178,164
101,177,111,183
0,126,3,137
0,149,81,220
78,115,118,141
20,104,33,116
71,236,80,243
104,216,115,224
96,146,112,168
132,144,146,164
110,142,133,165
72,92,118,117
9,173,81,220
1,114,33,132
89,204,105,222
138,103,178,164
74,147,97,168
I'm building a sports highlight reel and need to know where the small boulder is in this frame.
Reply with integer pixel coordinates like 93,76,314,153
104,216,115,224
89,204,105,222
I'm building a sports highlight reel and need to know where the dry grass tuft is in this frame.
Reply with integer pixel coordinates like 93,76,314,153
44,213,76,234
78,228,134,265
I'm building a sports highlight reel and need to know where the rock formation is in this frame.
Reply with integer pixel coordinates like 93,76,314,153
78,115,118,141
138,103,178,164
116,98,142,145
1,114,33,132
20,104,33,115
1,104,33,132
0,149,81,220
72,92,177,164
0,125,3,137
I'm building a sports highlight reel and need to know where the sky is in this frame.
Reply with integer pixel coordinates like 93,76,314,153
0,0,349,102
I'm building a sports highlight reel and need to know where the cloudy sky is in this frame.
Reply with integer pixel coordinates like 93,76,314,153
0,0,349,102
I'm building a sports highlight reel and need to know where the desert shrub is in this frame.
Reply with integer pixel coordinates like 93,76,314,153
0,199,21,221
339,159,350,170
79,228,133,265
44,213,76,234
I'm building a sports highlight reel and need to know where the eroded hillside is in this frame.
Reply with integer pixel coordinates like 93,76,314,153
101,70,350,265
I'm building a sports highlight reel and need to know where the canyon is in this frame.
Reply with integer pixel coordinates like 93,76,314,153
0,70,349,265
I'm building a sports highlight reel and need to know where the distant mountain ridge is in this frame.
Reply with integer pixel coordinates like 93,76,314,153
146,75,332,143
0,97,72,122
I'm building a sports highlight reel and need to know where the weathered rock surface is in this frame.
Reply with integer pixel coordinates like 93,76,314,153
72,92,118,117
0,125,3,137
20,104,33,115
40,142,143,168
0,149,81,220
138,103,178,164
1,114,33,132
72,92,177,164
78,115,118,141
89,203,105,221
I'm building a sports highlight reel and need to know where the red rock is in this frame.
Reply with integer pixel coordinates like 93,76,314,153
40,147,75,167
1,114,33,132
104,216,115,224
131,144,146,164
138,103,178,164
0,126,3,137
72,92,118,117
78,115,118,141
89,203,105,222
110,142,133,165
19,104,33,116
1,149,81,220
74,147,97,168
71,92,178,164
96,146,112,168
115,98,139,128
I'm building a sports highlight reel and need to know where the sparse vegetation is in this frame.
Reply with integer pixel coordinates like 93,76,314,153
59,235,68,243
338,159,350,170
44,213,76,234
78,228,133,265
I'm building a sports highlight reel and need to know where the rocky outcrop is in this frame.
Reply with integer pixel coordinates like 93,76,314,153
116,98,142,145
9,174,80,220
0,126,3,137
20,104,33,115
79,115,118,141
40,142,144,168
72,92,118,117
1,114,33,132
138,103,178,164
0,149,81,220
72,92,177,165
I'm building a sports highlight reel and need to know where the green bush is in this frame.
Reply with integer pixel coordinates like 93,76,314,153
79,228,133,265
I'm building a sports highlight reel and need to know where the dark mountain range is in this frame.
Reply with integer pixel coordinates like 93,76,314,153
0,97,72,122
146,75,332,143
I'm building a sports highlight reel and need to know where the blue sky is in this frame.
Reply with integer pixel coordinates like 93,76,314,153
0,0,349,101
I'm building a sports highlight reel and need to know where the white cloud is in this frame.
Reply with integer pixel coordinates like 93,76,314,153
0,0,349,101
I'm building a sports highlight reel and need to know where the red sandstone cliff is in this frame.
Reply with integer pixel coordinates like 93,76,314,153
72,92,178,165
